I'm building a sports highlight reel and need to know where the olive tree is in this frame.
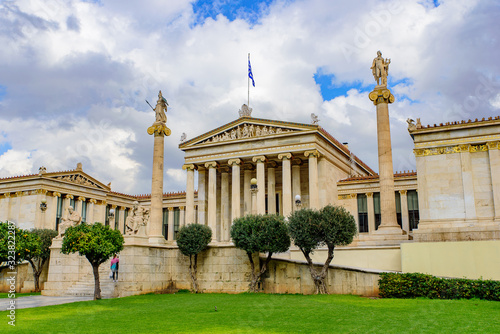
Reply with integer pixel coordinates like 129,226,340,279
61,223,124,300
231,214,290,292
176,224,212,293
288,205,357,294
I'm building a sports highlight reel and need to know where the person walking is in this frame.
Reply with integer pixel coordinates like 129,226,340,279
110,254,119,283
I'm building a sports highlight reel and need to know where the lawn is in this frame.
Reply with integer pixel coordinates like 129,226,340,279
1,292,499,333
0,292,41,298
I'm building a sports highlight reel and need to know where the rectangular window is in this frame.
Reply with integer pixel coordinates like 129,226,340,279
123,209,129,234
56,196,63,231
357,194,368,233
115,207,120,230
105,205,110,226
373,193,381,230
395,191,402,227
81,201,87,223
162,208,169,240
407,190,420,231
174,208,180,240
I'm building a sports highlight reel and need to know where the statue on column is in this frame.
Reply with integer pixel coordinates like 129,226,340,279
155,91,168,123
58,206,82,237
125,201,150,236
371,51,391,86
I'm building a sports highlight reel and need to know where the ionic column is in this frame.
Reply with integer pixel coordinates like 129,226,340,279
75,196,84,216
64,194,73,219
100,200,107,223
487,142,500,220
368,86,400,231
205,161,218,241
305,150,320,210
35,189,48,229
183,164,196,225
366,193,375,233
351,194,359,233
252,156,266,214
119,206,126,233
167,207,174,241
197,167,207,226
179,206,185,228
399,190,409,233
228,158,241,222
220,168,230,241
243,164,253,215
267,161,277,214
292,158,301,212
279,153,293,217
88,199,96,224
50,192,60,229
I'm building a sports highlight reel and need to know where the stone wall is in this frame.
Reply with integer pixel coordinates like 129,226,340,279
261,258,382,296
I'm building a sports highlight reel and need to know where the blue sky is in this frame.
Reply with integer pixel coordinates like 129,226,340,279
0,0,498,194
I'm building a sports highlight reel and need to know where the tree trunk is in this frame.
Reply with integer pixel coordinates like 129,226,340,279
28,259,41,292
189,254,199,293
300,246,334,295
92,264,101,300
246,252,258,293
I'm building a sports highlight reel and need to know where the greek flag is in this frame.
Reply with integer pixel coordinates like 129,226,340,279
248,58,255,87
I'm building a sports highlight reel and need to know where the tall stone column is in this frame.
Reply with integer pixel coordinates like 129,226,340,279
88,199,96,224
279,153,292,217
487,142,500,221
75,196,84,217
292,159,301,212
399,190,409,232
205,161,218,242
35,189,48,229
110,204,117,229
243,165,252,215
351,194,359,233
220,168,230,241
369,85,400,231
366,193,375,233
147,91,171,244
252,156,266,214
119,206,126,233
197,167,207,226
167,207,174,241
228,158,241,222
183,164,196,225
63,194,73,219
305,150,320,209
267,161,277,214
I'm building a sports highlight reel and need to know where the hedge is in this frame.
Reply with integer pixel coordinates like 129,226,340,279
379,272,500,301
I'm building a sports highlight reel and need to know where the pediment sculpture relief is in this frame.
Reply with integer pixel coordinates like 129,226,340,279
55,174,99,188
202,123,295,144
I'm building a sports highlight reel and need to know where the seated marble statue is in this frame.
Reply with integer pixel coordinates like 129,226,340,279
58,206,82,237
125,201,149,236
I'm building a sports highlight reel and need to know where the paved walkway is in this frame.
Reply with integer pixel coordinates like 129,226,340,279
1,295,94,310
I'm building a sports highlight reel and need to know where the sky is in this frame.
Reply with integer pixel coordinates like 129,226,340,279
0,0,499,195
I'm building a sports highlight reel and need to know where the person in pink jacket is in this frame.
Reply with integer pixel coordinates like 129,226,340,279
110,254,119,282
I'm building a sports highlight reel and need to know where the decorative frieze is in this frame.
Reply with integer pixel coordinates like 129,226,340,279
414,142,498,157
201,123,295,144
55,174,100,188
338,194,351,200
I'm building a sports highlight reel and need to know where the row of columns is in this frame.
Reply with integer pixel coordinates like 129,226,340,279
183,150,322,242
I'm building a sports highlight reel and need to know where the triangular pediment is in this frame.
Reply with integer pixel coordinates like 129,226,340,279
45,170,109,190
180,117,318,149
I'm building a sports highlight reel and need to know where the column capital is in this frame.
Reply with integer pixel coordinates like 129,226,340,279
182,164,197,171
219,166,230,173
52,192,61,197
205,161,218,169
228,158,242,166
398,190,407,195
179,206,185,211
487,141,499,150
110,204,117,209
366,192,373,197
167,207,174,211
278,152,292,160
267,160,278,168
147,122,171,137
120,206,127,210
242,163,254,171
77,196,86,201
65,194,74,199
100,200,107,205
304,150,321,158
368,88,395,105
15,191,24,197
252,155,267,163
89,198,97,204
350,193,357,199
36,189,48,195
3,192,11,198
292,157,303,166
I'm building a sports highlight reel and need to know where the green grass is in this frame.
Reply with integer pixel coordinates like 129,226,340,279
0,292,41,298
1,293,500,333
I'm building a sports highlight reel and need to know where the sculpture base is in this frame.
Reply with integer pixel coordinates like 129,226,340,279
148,235,166,245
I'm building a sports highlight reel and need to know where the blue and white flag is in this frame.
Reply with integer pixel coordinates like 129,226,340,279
248,57,255,87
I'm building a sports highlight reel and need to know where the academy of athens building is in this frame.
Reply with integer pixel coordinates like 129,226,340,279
1,55,500,296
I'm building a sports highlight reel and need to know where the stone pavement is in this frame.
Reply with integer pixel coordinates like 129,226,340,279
1,295,94,310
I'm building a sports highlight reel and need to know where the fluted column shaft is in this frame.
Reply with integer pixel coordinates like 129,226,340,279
279,153,292,217
183,164,196,225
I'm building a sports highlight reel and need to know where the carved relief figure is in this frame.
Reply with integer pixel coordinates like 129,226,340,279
262,126,268,135
242,124,249,138
125,201,150,236
248,124,254,136
371,51,391,86
255,126,261,136
231,129,236,139
268,127,275,134
58,206,82,237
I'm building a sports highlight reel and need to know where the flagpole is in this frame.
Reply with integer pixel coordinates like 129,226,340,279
248,53,250,107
